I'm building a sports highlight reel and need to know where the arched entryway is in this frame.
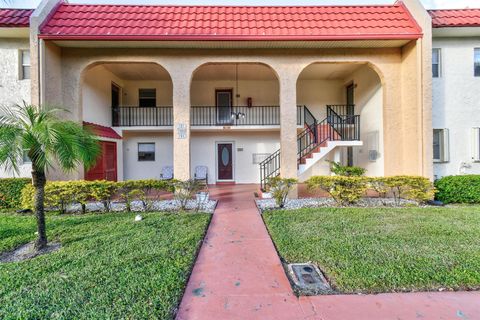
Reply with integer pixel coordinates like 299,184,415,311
80,62,174,181
296,62,384,177
189,62,281,184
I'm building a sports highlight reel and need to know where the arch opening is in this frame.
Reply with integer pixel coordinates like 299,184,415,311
296,62,384,178
189,62,281,184
80,61,174,182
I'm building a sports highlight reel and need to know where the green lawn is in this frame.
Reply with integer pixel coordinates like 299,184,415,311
0,212,210,319
263,206,480,294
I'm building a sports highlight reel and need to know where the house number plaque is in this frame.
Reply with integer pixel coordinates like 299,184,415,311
177,123,187,139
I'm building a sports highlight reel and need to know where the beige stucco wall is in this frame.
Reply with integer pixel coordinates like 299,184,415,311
83,65,124,126
123,80,173,106
191,80,279,106
345,65,384,177
402,0,433,179
297,79,344,120
122,131,173,180
33,42,430,183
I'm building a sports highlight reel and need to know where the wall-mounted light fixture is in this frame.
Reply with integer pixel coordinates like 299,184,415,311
231,111,245,120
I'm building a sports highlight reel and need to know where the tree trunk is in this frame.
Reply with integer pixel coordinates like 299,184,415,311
32,168,47,250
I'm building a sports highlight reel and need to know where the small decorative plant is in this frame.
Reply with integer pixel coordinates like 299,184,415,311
173,179,203,211
327,160,366,177
267,177,298,208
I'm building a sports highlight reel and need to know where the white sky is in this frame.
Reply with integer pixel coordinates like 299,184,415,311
1,0,479,9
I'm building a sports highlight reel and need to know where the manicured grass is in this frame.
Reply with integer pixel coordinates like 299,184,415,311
263,206,480,294
0,212,210,319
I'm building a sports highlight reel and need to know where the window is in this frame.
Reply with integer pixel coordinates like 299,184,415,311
475,48,480,77
138,143,155,161
433,129,449,162
432,48,441,78
22,150,31,164
139,89,156,107
472,128,480,161
20,50,30,80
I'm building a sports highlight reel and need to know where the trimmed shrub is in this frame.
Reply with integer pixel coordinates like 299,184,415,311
327,161,366,177
306,175,435,206
371,176,435,205
435,175,480,204
0,178,31,209
90,180,118,212
307,176,368,206
266,177,298,208
21,179,174,213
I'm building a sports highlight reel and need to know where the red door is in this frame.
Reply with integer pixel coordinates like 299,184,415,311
85,141,117,181
217,143,233,181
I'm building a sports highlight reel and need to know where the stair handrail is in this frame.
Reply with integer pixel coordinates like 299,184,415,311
259,149,281,191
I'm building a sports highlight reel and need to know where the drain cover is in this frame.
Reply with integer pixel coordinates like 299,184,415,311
287,263,332,294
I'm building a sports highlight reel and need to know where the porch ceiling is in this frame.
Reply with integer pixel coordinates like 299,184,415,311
298,63,364,80
193,64,276,81
102,63,171,80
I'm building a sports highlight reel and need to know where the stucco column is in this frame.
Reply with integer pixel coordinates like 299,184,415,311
171,72,192,181
278,69,300,197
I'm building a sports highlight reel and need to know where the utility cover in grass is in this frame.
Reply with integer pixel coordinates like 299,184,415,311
287,263,334,295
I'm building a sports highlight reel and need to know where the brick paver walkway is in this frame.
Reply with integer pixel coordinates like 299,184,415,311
177,184,480,320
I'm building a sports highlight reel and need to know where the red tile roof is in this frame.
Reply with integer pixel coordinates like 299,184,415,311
0,9,33,27
429,9,480,28
39,3,422,41
83,122,122,140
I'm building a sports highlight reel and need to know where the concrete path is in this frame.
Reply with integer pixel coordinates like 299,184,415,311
177,184,480,320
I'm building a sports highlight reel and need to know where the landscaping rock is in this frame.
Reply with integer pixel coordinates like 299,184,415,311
65,199,217,214
256,197,419,212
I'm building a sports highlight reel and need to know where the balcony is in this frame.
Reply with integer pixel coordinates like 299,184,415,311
112,105,306,127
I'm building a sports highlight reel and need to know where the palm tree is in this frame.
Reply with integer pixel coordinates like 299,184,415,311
0,104,100,250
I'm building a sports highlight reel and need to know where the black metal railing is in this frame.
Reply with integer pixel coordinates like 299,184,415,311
113,105,306,127
327,104,355,117
259,104,361,190
112,106,173,127
326,105,360,141
303,105,317,128
260,105,316,190
191,106,284,126
259,149,281,191
298,120,321,161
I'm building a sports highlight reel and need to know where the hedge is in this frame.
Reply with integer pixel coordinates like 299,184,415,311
21,179,174,213
0,178,31,209
435,175,480,204
307,175,435,206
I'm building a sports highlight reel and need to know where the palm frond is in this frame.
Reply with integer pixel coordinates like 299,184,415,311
0,103,100,175
0,124,24,174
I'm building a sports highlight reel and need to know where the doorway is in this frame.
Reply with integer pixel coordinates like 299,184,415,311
346,83,355,166
111,83,121,126
216,142,234,181
85,141,117,181
216,89,233,125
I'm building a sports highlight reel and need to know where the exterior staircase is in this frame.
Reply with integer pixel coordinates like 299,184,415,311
259,105,362,190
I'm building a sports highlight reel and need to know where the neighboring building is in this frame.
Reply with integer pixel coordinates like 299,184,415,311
430,9,480,179
0,8,33,178
1,0,433,196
